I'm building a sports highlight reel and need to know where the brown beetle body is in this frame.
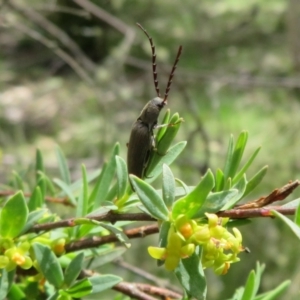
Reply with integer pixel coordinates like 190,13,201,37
127,24,182,179
127,97,165,178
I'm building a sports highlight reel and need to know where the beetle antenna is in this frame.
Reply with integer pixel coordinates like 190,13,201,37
163,45,182,103
136,23,160,97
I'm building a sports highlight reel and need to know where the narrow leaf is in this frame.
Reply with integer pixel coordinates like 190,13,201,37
156,109,171,142
99,223,131,248
66,278,92,298
295,202,300,226
175,247,206,300
32,243,64,289
87,248,126,269
115,155,128,199
35,149,44,182
156,113,182,154
223,134,234,180
130,175,169,221
0,269,15,300
172,169,215,219
89,143,119,209
241,270,255,300
272,210,300,240
222,175,247,210
89,275,122,294
11,171,24,190
193,189,238,218
146,141,187,182
215,168,224,192
28,186,43,212
64,252,85,287
20,209,47,235
76,165,88,218
53,178,77,206
55,145,71,185
157,221,170,266
243,166,268,198
232,146,261,185
162,164,175,208
227,131,248,179
254,280,290,300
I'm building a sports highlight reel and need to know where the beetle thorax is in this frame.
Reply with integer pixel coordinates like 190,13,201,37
138,97,165,129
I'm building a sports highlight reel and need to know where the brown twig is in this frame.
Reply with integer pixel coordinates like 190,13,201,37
65,224,159,253
236,180,300,209
81,269,181,300
115,260,182,294
218,206,295,219
135,283,182,299
0,190,73,206
28,212,155,233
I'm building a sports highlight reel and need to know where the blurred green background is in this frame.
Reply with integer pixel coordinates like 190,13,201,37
1,0,300,299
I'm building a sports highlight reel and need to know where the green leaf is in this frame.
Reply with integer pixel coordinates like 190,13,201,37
32,243,64,289
129,175,169,221
28,186,43,212
105,182,118,202
99,223,131,248
228,131,248,179
193,189,238,218
76,165,88,218
162,164,175,208
89,143,119,209
241,270,255,300
156,109,171,141
222,174,247,210
7,283,27,300
53,178,77,206
66,278,92,298
253,262,265,298
254,280,290,300
11,171,24,191
89,275,122,294
64,252,84,287
227,287,244,300
146,141,187,182
157,221,170,266
35,149,44,182
175,247,206,300
87,247,126,268
172,169,215,219
20,209,47,235
115,155,128,199
175,178,190,196
243,166,268,198
37,175,46,200
223,134,234,180
232,146,261,186
281,198,300,209
156,113,182,154
0,191,28,238
0,269,15,300
215,168,225,192
295,202,300,226
272,210,300,240
55,145,71,185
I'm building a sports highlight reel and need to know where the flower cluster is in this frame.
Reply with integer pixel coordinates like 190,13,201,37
148,213,245,274
0,241,32,271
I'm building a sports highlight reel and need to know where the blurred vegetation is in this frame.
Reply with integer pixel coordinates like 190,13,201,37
1,0,300,299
